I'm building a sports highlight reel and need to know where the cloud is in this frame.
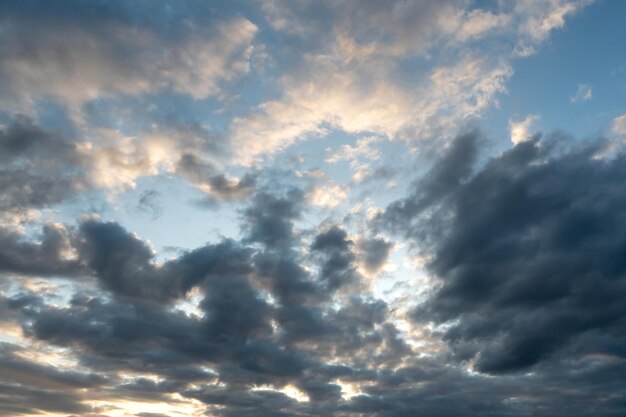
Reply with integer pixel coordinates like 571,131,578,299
0,186,411,415
311,226,360,291
0,115,87,212
77,219,255,302
177,153,256,201
325,136,381,164
231,55,511,165
229,1,517,165
509,114,540,144
0,114,250,209
452,9,511,42
612,113,626,137
357,237,393,274
0,223,83,277
571,84,593,102
380,131,626,374
2,176,626,415
0,1,257,108
230,0,592,164
242,190,305,250
307,182,349,208
514,0,593,56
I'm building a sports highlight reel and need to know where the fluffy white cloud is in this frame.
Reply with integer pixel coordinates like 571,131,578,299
612,113,626,137
307,182,349,208
509,114,540,145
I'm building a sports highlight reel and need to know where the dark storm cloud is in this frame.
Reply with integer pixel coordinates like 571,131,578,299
0,224,84,277
243,189,304,249
312,226,360,290
201,274,273,344
78,219,254,301
381,132,626,374
381,130,480,242
2,199,624,417
77,220,164,300
253,251,320,308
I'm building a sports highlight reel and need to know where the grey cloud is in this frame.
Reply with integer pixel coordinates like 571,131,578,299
0,115,86,212
381,132,626,375
0,344,108,390
312,226,360,291
78,220,165,300
0,343,99,416
78,219,254,301
2,201,412,416
0,223,84,277
357,237,393,273
201,274,273,345
4,166,626,416
243,189,304,249
381,130,480,242
0,381,91,416
177,153,256,200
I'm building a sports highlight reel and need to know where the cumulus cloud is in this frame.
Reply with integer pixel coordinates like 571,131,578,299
509,114,540,144
380,131,626,375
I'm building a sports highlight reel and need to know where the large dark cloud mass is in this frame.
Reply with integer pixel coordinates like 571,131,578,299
382,133,626,377
1,191,412,416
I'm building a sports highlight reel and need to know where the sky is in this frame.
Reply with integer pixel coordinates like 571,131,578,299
1,0,626,416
